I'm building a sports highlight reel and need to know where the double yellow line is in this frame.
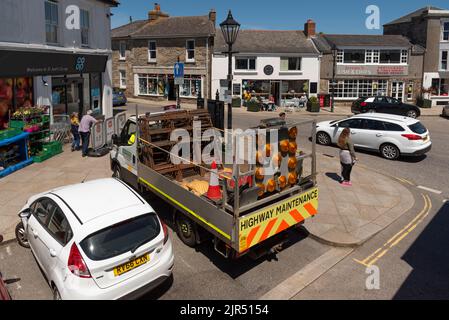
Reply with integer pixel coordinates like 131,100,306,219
354,194,432,267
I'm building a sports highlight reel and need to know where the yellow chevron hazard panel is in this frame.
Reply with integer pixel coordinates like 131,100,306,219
238,187,318,252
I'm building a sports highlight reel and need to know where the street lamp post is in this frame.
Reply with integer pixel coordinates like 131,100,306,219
331,45,338,113
220,10,240,130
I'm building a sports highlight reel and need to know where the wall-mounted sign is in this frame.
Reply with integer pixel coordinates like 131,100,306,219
264,65,274,76
337,65,408,76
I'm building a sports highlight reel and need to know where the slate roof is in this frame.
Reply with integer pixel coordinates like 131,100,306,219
112,15,215,39
384,6,443,26
214,30,319,54
312,34,425,54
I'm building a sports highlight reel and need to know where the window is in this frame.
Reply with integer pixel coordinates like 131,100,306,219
280,57,301,71
236,57,256,70
372,50,380,63
180,76,202,98
32,199,52,226
401,50,408,64
380,50,401,64
80,214,160,261
441,51,448,71
138,74,166,96
338,119,362,129
45,1,59,44
336,50,344,63
119,41,126,60
365,50,373,63
362,119,385,131
383,122,405,132
343,50,365,64
443,22,449,41
186,40,195,62
408,122,427,135
333,80,388,99
148,41,156,62
431,78,449,96
407,82,414,101
80,9,90,46
119,70,126,89
47,207,73,245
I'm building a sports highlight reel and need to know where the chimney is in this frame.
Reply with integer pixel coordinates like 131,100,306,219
304,19,316,38
148,3,169,21
209,9,216,25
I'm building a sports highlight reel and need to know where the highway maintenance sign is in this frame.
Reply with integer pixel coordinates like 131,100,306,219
238,187,319,252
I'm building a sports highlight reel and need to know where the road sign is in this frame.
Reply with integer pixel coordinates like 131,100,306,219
174,62,184,78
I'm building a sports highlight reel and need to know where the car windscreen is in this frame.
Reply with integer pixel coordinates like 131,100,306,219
408,122,427,135
80,213,160,261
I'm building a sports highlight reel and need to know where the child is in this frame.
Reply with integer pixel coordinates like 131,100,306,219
70,113,80,152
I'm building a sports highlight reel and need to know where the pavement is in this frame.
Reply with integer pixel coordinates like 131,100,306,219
0,142,415,248
126,97,444,117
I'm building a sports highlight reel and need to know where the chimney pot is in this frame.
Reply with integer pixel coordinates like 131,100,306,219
209,9,216,24
304,19,316,38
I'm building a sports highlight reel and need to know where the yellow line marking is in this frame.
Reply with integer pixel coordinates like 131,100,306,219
139,177,231,240
354,194,431,267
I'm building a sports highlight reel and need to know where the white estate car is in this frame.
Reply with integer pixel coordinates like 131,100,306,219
316,113,432,160
18,178,174,300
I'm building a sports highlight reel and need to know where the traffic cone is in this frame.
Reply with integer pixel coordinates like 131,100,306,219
207,161,222,200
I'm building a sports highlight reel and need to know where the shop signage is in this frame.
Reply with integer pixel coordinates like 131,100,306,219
337,65,408,76
264,65,274,76
0,50,108,77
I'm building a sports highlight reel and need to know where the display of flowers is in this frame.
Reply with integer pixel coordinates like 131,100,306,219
11,106,45,120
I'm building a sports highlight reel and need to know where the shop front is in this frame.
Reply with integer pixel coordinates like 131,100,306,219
425,74,449,106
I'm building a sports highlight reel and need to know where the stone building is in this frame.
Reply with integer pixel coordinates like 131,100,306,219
384,6,449,107
313,34,425,106
111,4,215,103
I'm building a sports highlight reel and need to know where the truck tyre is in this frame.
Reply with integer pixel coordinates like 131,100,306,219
112,164,121,180
175,215,197,248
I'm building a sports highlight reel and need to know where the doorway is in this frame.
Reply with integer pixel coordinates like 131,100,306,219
391,81,404,102
271,81,280,106
168,78,176,101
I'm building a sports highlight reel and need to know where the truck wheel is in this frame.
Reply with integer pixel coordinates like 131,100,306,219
175,215,197,248
112,164,121,180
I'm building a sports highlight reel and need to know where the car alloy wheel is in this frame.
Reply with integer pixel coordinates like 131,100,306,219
406,110,417,118
381,144,399,160
317,132,331,146
15,222,30,248
112,165,121,180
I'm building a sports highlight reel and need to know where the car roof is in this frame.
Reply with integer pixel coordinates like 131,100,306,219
50,178,146,224
351,113,419,125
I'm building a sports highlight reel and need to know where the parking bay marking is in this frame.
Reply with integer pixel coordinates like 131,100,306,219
417,185,442,195
354,194,432,267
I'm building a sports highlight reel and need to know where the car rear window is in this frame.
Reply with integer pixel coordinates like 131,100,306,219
80,213,160,261
408,122,427,134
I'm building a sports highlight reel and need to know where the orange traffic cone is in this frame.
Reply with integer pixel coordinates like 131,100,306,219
207,161,222,200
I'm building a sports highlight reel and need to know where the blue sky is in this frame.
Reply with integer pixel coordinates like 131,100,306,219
111,0,448,34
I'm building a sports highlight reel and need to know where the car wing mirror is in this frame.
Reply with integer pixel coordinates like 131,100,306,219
112,134,119,145
19,208,31,219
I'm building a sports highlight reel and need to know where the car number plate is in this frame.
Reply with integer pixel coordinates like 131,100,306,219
113,253,150,277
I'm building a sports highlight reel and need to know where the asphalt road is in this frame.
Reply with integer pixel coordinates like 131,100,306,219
0,104,446,300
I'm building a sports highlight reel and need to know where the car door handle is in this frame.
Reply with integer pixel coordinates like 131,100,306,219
49,249,57,257
351,131,356,134
32,229,39,238
376,134,383,137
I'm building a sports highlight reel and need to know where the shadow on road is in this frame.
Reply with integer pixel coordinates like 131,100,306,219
393,201,449,299
325,172,342,183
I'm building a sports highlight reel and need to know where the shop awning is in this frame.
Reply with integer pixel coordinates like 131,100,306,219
0,50,108,77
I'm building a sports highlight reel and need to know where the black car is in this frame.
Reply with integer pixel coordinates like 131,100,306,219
351,96,421,118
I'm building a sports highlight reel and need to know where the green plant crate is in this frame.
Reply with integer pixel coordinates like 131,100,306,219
33,151,52,163
43,141,62,154
41,115,50,123
0,128,22,140
9,120,25,129
246,101,260,112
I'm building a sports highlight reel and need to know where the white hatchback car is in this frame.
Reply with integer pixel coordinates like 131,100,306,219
316,113,432,160
18,178,174,300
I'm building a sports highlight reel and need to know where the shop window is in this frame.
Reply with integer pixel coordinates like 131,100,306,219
379,50,401,64
119,70,127,89
80,9,90,46
365,50,373,63
431,78,449,96
148,41,157,62
138,74,166,96
441,51,448,71
401,50,408,64
336,50,344,63
343,50,365,64
180,76,202,98
407,82,414,101
372,50,380,64
45,0,59,44
443,22,449,41
119,41,126,60
280,57,301,71
236,57,256,71
333,79,388,99
186,40,195,62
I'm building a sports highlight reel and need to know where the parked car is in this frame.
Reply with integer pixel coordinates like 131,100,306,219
442,105,449,118
316,113,431,160
352,96,421,119
113,89,127,107
18,178,174,300
0,235,12,300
